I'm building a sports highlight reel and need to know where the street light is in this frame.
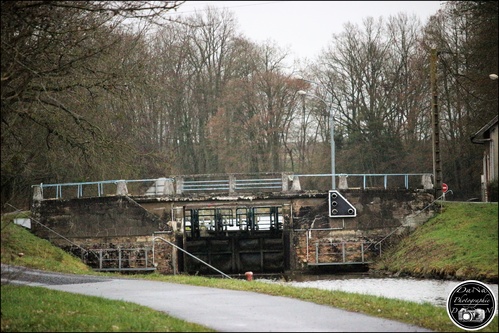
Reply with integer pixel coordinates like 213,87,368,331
297,89,336,189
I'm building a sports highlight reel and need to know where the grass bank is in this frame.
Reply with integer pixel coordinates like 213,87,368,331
1,202,498,332
372,201,498,282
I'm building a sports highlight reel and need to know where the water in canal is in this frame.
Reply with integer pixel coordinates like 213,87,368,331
261,274,499,309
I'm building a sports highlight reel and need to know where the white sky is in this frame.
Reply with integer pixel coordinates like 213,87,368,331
170,1,444,64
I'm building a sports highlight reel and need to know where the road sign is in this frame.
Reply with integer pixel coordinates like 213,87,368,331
328,190,357,218
442,183,448,193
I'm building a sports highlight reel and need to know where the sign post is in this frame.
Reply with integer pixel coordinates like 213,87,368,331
442,183,448,200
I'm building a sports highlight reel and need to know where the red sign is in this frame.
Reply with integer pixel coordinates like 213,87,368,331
442,183,448,193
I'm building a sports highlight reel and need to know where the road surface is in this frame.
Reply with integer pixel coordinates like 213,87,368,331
1,264,432,332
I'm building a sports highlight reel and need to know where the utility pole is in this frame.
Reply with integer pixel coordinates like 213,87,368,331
430,48,442,199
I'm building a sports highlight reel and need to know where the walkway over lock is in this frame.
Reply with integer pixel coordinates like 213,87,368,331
32,172,434,200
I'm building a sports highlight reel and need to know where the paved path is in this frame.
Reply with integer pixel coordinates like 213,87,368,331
1,265,432,332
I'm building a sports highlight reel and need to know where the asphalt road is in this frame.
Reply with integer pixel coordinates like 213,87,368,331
1,264,432,332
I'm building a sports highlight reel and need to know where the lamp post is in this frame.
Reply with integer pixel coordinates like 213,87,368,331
297,90,336,189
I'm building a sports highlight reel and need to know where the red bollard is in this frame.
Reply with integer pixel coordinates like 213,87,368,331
245,271,253,281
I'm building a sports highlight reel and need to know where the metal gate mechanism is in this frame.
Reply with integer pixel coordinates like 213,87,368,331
185,206,282,238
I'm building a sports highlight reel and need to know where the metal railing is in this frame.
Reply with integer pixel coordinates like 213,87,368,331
32,172,432,200
306,240,380,266
93,247,155,272
295,173,430,190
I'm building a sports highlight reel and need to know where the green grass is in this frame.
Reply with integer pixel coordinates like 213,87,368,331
1,202,498,332
1,284,214,332
1,212,93,275
373,202,498,282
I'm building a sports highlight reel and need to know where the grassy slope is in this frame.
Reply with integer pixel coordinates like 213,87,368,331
1,213,93,274
372,201,498,282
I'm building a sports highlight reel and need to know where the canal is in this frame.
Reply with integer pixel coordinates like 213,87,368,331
262,275,499,309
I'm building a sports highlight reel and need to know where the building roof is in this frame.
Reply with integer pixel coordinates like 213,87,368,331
471,115,499,144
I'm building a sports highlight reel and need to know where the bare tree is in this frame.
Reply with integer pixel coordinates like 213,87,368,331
1,1,184,208
422,0,498,199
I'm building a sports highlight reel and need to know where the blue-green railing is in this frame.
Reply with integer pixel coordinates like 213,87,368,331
32,172,433,200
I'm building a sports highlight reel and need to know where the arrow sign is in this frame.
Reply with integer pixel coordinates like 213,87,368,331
328,190,357,218
442,183,448,193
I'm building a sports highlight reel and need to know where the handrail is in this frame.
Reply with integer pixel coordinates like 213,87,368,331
32,172,432,200
153,236,232,279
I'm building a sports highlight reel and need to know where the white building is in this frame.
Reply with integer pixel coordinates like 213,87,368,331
471,115,498,202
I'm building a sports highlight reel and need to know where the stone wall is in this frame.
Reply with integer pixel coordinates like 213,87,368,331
288,189,435,272
31,189,435,275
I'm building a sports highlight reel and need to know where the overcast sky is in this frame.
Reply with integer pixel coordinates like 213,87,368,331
169,1,443,65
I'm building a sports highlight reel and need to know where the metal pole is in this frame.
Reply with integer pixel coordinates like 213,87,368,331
297,77,336,190
330,105,335,189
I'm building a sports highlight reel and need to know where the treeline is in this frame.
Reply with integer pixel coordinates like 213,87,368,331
1,1,497,208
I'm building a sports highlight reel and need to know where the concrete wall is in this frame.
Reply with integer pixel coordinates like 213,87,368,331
32,196,171,238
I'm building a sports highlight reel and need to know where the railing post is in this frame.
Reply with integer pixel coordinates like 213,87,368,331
361,242,365,263
342,242,346,263
281,173,289,192
422,174,433,190
99,249,103,270
118,248,122,270
164,178,175,195
33,185,43,202
175,176,184,195
338,174,348,189
116,180,128,196
229,174,236,194
315,242,319,264
291,175,301,191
